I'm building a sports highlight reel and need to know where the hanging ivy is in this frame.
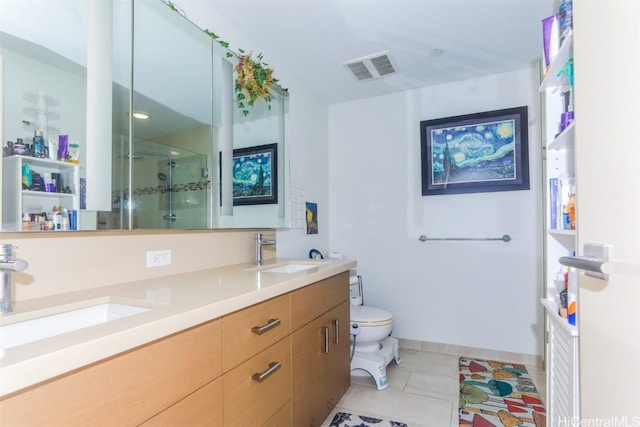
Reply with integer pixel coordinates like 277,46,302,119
203,30,278,116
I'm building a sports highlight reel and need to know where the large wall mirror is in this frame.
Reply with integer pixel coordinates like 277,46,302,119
0,0,290,232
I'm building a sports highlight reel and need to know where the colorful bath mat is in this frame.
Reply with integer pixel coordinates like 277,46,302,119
329,411,408,427
459,357,546,427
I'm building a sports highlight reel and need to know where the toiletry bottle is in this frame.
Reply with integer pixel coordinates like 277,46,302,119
562,204,570,230
22,213,32,231
33,130,46,158
554,268,566,308
567,267,578,326
22,164,33,188
58,135,69,161
13,138,26,155
62,209,70,230
567,192,576,230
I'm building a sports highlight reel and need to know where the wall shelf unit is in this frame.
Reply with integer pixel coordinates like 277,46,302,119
540,13,579,426
2,155,80,231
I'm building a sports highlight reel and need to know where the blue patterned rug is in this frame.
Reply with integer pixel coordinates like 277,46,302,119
329,411,408,427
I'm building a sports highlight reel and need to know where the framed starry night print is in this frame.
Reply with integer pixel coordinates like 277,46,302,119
420,106,529,196
231,143,278,205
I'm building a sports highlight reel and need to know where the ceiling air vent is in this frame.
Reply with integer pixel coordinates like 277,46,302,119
343,51,398,81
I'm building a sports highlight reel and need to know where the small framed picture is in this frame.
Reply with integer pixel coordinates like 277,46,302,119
231,143,277,205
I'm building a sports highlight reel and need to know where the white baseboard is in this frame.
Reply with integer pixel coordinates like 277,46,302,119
397,337,543,367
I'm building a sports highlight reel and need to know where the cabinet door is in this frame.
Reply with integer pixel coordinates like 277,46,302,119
326,300,351,413
291,315,328,427
223,336,291,427
291,272,349,330
546,316,579,423
0,319,222,426
140,378,223,426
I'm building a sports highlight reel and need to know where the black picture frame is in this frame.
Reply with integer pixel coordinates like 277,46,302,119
420,106,529,196
230,143,278,205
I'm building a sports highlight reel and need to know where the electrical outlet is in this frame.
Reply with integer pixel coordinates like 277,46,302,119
146,249,171,267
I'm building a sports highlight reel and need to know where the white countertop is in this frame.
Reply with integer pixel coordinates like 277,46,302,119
0,258,356,397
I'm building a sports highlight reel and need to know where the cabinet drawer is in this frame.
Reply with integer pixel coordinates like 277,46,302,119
291,271,349,330
223,336,291,427
0,319,222,427
223,293,291,371
264,400,292,427
140,377,223,426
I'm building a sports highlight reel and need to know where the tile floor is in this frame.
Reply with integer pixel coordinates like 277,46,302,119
321,348,546,427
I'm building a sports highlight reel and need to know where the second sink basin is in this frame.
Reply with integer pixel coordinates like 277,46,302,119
260,264,320,273
0,302,151,352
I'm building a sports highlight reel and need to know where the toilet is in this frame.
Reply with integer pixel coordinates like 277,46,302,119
349,275,401,390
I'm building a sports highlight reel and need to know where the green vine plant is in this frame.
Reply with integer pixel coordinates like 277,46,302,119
204,30,278,117
164,1,278,117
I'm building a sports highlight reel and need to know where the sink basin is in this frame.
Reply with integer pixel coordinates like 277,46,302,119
261,264,319,273
0,303,151,351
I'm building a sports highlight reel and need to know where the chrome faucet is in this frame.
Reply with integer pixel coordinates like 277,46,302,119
0,244,28,313
255,233,276,266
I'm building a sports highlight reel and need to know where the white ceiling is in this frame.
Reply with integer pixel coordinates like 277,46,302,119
201,0,556,105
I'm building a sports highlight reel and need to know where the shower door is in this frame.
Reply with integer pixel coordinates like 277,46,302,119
108,135,208,229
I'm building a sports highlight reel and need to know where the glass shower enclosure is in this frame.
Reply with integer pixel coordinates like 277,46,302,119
106,134,209,229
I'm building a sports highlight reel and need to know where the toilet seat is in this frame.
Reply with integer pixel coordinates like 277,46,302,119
351,305,393,327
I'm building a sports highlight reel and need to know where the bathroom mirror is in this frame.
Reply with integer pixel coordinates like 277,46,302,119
0,0,291,232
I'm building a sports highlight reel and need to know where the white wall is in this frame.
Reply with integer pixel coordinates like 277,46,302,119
328,68,544,356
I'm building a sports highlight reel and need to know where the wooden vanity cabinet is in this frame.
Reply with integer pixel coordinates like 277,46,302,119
0,272,351,427
291,271,351,427
0,319,222,427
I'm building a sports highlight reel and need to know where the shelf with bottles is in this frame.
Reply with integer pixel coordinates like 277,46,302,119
541,31,573,91
2,154,81,231
543,257,579,335
548,228,576,238
22,190,76,199
541,298,578,336
548,175,576,232
548,121,575,151
5,154,78,170
4,155,80,196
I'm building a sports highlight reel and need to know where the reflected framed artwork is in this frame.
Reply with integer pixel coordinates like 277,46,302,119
306,201,318,234
232,143,277,205
420,106,529,196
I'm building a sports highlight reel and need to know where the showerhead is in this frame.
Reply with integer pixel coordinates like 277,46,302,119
158,172,169,191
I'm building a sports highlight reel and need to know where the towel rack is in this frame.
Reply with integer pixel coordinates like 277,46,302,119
418,234,511,242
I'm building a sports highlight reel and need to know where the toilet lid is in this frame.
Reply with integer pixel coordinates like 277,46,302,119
351,305,393,325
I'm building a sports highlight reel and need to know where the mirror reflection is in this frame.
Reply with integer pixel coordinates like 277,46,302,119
1,0,290,232
1,0,88,232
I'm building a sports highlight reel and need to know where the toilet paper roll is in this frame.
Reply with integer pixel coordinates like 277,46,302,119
350,296,363,306
349,275,360,286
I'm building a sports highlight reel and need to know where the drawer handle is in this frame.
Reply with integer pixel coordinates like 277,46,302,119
322,326,330,354
333,319,339,344
251,318,281,335
252,361,282,382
